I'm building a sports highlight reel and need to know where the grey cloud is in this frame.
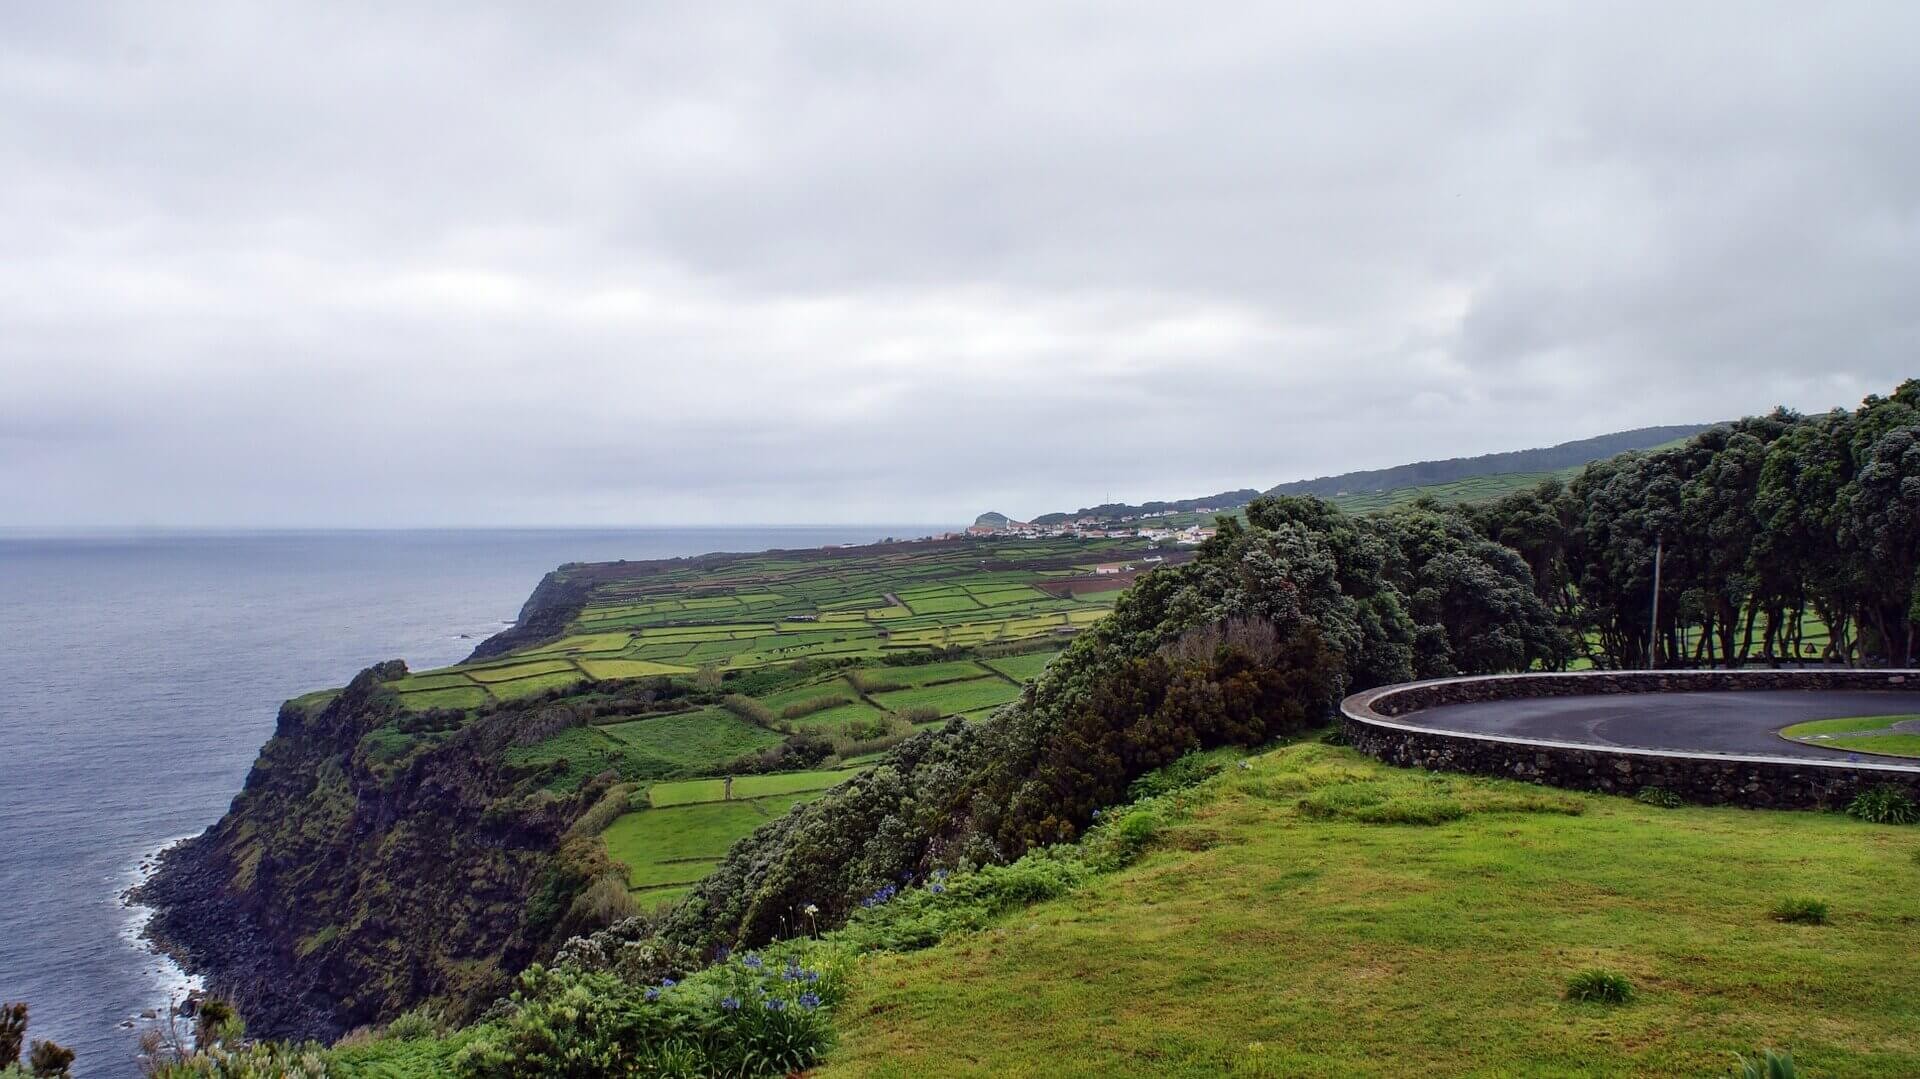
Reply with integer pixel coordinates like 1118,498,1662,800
1,2,1916,526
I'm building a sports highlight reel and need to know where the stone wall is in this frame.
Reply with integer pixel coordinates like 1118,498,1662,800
1341,670,1920,809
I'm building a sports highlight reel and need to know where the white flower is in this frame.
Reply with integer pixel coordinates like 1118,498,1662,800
803,903,819,916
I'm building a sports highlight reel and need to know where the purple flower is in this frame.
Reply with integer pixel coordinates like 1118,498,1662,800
764,998,787,1012
931,883,946,894
644,987,660,1002
803,969,821,983
660,977,676,988
714,945,731,962
797,992,822,1011
742,953,764,971
720,996,741,1011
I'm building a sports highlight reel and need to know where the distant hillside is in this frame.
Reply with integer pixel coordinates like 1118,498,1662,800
1268,424,1714,500
1032,424,1713,523
1032,489,1260,526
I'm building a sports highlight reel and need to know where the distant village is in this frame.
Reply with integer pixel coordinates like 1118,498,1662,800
943,511,1220,546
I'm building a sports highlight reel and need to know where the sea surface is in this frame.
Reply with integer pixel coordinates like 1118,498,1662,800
0,526,933,1076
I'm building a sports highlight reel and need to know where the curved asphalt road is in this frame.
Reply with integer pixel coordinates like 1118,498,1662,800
1394,690,1920,765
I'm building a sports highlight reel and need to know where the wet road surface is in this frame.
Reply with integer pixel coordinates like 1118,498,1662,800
1394,690,1920,764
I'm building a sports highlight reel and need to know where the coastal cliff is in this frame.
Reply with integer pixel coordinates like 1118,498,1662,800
135,659,617,1042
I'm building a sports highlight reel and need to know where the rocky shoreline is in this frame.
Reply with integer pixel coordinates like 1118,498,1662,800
130,833,348,1045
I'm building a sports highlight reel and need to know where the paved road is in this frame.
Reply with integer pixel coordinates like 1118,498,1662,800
1395,690,1920,764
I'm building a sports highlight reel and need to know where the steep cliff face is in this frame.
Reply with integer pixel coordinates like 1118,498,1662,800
138,661,611,1042
463,567,591,662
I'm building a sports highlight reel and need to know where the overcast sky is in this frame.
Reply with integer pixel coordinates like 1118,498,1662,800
3,3,1916,527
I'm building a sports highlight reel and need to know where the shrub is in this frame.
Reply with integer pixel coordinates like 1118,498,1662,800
451,956,842,1079
1847,785,1919,824
722,732,834,775
719,694,778,729
1564,969,1633,1004
1733,1048,1800,1079
1318,725,1351,746
564,874,639,933
1635,787,1685,808
1126,751,1223,800
1,1003,23,1068
780,695,852,721
1770,897,1828,925
1112,808,1165,852
383,1005,449,1041
28,1039,75,1077
846,670,907,694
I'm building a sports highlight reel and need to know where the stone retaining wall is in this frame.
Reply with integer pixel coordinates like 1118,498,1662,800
1341,670,1920,809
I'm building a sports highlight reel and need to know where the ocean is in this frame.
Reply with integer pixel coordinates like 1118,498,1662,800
0,526,932,1076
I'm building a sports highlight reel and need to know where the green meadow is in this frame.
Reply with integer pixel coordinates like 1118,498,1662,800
821,742,1920,1077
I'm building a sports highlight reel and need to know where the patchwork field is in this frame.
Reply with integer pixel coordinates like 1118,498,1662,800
377,536,1167,905
380,536,1148,714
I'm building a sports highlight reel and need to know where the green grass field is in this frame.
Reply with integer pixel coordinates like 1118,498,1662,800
598,708,784,771
646,767,865,807
821,742,1920,1077
983,651,1060,683
1782,714,1920,759
603,789,839,902
872,678,1024,718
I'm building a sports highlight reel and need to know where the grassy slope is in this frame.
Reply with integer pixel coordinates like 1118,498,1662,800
823,744,1920,1077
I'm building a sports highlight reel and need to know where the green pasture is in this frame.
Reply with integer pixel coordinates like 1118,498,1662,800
646,767,865,807
598,708,783,771
983,650,1060,683
602,790,836,899
873,678,1023,717
465,658,579,683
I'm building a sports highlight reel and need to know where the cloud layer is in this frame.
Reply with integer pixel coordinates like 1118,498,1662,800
4,2,1916,526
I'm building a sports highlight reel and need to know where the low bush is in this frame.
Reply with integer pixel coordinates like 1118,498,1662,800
382,1005,450,1041
846,670,907,694
1635,787,1685,808
1734,1048,1800,1079
1846,785,1919,824
0,1002,72,1079
1126,751,1223,800
450,953,844,1078
0,1003,22,1068
1564,969,1634,1005
719,695,778,730
1769,897,1828,925
780,695,852,721
722,732,835,775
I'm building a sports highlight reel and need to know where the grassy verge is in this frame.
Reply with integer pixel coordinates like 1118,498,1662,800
1782,714,1920,760
820,743,1920,1077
